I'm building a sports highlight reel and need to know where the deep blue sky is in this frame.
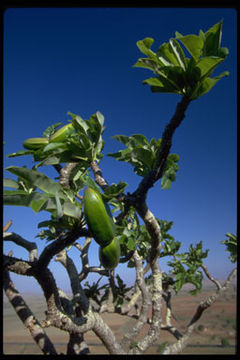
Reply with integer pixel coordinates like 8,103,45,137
3,8,237,294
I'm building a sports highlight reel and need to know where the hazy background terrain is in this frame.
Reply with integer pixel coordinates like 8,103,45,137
3,279,237,355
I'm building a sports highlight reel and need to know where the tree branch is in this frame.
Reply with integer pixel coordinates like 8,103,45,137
132,96,190,199
162,267,237,354
91,161,109,191
77,238,109,282
3,219,13,232
37,227,89,269
55,250,90,354
3,269,58,355
4,232,38,262
201,264,222,290
129,202,163,354
121,251,151,351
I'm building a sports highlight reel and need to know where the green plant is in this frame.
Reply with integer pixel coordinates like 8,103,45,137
157,342,169,353
221,337,230,347
3,20,236,356
197,324,205,332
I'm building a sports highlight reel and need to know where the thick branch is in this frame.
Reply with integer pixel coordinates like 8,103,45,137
55,249,89,314
133,96,190,199
59,162,78,188
129,202,163,354
3,269,57,355
93,312,126,354
4,232,38,262
121,251,151,351
55,250,90,354
3,254,33,276
91,161,109,190
37,227,89,269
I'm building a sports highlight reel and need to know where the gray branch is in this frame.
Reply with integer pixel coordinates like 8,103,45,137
121,251,151,351
3,269,57,355
162,267,237,354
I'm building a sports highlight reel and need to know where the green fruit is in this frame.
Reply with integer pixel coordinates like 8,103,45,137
83,187,116,246
50,123,74,143
23,137,49,150
99,237,120,270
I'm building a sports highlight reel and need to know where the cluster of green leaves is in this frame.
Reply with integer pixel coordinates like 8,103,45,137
134,20,229,100
167,241,209,295
221,233,237,263
4,111,107,240
108,134,179,189
100,274,133,309
84,278,108,306
116,213,182,267
7,111,105,168
83,275,133,310
4,166,84,241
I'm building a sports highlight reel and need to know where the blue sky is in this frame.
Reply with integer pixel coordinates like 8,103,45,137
3,7,237,294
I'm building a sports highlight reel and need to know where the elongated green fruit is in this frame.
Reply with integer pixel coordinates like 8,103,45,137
50,123,74,143
99,237,120,269
23,137,49,150
83,187,116,246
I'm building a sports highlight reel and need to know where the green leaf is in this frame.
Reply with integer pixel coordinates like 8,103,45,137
43,142,67,152
133,58,158,72
169,38,187,70
196,56,224,78
136,37,156,59
62,201,82,219
42,122,62,138
4,190,47,212
127,237,136,251
102,181,128,201
78,173,101,193
221,233,237,263
4,178,19,189
96,111,105,127
6,166,66,199
203,20,223,56
7,150,33,158
55,193,63,219
30,196,48,213
156,41,180,66
191,71,229,99
175,33,204,61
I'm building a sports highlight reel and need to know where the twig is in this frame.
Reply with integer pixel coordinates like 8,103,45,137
77,238,109,282
3,219,13,232
201,264,222,290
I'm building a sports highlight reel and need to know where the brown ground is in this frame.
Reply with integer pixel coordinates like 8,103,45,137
3,282,237,355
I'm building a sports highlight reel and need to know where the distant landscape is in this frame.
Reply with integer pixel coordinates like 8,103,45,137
3,279,237,355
